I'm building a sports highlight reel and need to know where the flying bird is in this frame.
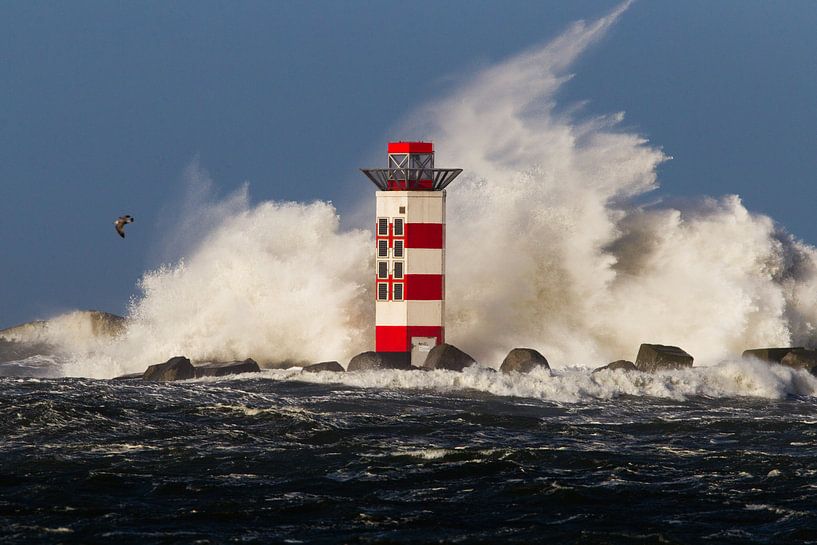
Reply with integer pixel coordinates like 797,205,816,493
114,215,134,238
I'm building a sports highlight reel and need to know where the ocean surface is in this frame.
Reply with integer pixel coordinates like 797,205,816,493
2,364,817,544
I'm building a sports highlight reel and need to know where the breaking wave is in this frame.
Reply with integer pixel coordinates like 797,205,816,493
10,1,817,378
227,358,817,404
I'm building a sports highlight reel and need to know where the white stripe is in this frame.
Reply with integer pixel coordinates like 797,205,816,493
376,191,445,223
376,300,443,326
405,248,443,275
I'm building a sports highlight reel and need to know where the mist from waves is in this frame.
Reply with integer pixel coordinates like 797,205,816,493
56,165,374,378
46,1,817,377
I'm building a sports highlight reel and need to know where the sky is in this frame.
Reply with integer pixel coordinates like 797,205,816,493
1,0,816,327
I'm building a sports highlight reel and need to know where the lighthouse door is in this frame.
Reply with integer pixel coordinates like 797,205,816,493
411,337,437,366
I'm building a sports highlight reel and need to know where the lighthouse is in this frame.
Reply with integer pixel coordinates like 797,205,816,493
361,142,462,365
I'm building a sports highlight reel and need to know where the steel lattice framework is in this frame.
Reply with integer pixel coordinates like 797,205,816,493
360,168,463,191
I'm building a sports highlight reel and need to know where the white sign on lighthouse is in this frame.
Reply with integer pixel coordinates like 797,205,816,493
361,142,462,365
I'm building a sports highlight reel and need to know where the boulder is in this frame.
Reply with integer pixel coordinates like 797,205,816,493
592,360,637,374
302,361,344,373
635,344,693,373
424,343,477,372
780,349,817,375
499,348,549,374
112,372,143,381
143,356,195,381
742,347,804,364
194,358,261,378
347,351,411,371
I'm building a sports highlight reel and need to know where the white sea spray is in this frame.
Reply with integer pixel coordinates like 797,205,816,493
37,1,817,378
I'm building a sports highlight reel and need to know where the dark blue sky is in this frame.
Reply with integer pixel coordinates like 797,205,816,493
2,0,816,326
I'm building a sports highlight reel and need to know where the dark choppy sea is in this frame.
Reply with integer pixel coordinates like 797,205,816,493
2,368,817,544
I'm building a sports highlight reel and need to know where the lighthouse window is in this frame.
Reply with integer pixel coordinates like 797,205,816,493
393,240,404,258
377,261,388,279
393,261,404,279
377,218,388,236
377,283,388,301
393,283,404,301
410,153,433,170
393,218,404,236
389,154,408,168
377,240,388,257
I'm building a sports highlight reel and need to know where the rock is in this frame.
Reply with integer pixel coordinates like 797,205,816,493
499,348,549,374
635,344,693,373
741,346,805,363
194,358,261,378
423,343,477,372
742,347,804,364
302,361,344,373
780,349,817,375
143,356,195,381
0,310,125,342
112,372,143,381
347,351,411,371
592,360,637,374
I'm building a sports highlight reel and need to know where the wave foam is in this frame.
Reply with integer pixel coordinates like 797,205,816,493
265,359,817,403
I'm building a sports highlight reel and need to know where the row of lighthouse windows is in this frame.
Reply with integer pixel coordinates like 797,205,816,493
377,282,403,302
378,239,403,258
378,217,403,236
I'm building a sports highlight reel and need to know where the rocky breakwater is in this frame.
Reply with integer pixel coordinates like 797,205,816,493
117,356,262,381
743,347,817,375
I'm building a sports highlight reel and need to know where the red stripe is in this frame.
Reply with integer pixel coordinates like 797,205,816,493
386,180,433,190
388,142,433,153
404,274,443,300
376,326,444,352
405,223,443,249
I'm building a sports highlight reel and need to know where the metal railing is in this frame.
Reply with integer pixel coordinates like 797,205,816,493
360,168,463,191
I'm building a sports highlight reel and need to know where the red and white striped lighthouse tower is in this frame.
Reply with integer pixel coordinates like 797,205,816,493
361,142,462,365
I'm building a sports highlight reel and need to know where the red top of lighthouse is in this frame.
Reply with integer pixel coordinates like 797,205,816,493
387,141,433,154
361,141,462,192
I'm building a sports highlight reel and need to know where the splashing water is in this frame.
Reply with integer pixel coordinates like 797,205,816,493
404,3,817,366
43,1,817,377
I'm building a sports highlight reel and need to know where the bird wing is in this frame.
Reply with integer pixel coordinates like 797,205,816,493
115,220,126,238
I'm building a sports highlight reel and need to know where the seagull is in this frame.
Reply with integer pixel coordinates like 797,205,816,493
114,215,134,238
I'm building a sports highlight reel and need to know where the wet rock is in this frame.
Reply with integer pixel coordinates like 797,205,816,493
347,351,411,371
742,347,804,364
112,372,143,381
593,360,637,374
635,344,693,373
780,349,817,375
194,358,261,378
423,343,477,372
499,348,549,374
302,361,344,373
143,356,195,381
